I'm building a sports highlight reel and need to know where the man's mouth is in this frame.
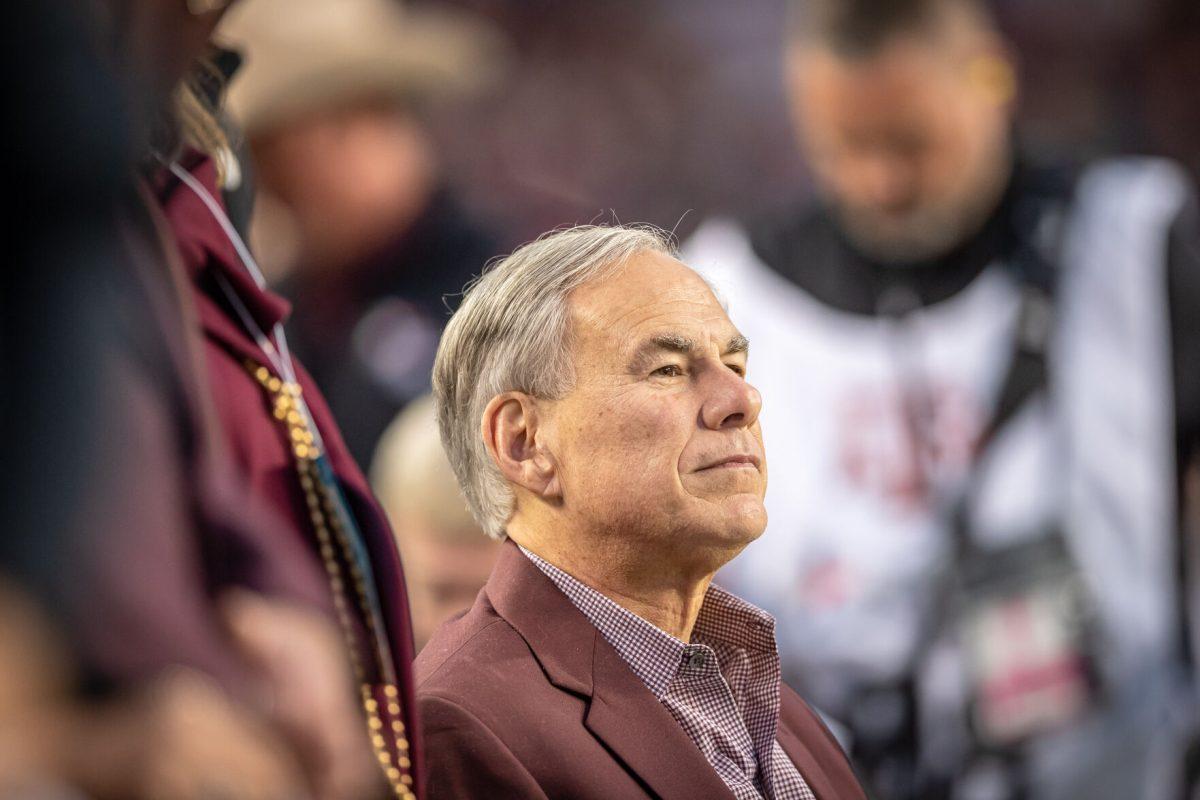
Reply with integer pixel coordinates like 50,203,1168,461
696,454,761,472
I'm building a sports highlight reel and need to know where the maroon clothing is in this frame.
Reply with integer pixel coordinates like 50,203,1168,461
520,546,815,800
157,153,423,793
416,540,866,800
71,184,295,693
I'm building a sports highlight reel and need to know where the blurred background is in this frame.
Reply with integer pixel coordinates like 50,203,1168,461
3,0,1198,798
426,0,1199,244
220,0,1200,474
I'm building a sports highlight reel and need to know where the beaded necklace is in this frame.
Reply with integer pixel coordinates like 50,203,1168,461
169,161,415,798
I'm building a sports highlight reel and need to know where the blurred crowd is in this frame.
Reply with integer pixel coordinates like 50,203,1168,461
2,0,1198,798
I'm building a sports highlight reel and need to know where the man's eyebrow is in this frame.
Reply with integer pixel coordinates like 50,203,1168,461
649,333,695,354
725,335,749,355
629,333,749,367
628,333,694,369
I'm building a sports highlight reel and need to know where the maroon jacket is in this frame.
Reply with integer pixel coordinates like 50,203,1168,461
416,541,866,800
158,153,423,792
62,153,422,794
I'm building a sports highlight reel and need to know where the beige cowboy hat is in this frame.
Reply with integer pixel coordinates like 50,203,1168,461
217,0,507,138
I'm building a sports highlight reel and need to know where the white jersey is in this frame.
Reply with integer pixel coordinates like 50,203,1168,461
683,158,1194,799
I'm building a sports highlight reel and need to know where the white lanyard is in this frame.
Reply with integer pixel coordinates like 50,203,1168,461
166,161,326,452
165,160,403,692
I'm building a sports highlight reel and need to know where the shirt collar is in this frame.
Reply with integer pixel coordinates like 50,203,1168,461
693,582,779,656
518,546,779,699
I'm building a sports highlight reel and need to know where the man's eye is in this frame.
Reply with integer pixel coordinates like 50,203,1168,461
726,363,746,377
652,364,684,378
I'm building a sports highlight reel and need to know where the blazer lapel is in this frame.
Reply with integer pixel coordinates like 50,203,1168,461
585,639,736,800
775,692,841,800
487,541,735,800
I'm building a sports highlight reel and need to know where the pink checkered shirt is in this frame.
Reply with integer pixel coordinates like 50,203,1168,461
520,547,816,800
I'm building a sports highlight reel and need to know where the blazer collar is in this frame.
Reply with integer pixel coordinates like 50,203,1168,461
485,540,735,800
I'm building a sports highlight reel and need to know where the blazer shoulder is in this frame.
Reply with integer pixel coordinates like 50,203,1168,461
415,594,518,689
415,584,596,739
415,591,567,716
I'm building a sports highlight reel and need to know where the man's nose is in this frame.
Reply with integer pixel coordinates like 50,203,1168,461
700,366,762,431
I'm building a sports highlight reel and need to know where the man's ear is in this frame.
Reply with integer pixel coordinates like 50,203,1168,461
481,392,561,500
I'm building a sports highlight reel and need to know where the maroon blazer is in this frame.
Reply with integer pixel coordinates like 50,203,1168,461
158,153,424,793
416,541,866,800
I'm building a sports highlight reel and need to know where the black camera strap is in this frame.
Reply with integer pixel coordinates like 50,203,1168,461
858,175,1080,799
949,187,1066,559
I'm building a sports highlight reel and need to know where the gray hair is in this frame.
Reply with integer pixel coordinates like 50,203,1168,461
432,224,675,539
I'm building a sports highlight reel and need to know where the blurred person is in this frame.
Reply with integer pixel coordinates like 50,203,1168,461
4,0,311,797
418,226,866,799
683,1,1200,798
218,0,504,468
136,38,425,800
3,0,131,599
370,395,500,652
3,1,366,797
0,0,427,797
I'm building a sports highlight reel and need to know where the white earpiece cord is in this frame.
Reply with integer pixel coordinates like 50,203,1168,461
166,160,325,451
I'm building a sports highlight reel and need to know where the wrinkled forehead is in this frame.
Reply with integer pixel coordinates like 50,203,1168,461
567,251,738,358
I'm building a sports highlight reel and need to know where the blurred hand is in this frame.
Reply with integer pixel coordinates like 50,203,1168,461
75,668,312,800
220,590,384,800
0,580,74,796
0,583,380,800
1,581,308,800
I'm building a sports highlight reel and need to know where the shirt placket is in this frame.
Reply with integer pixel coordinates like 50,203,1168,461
674,644,765,799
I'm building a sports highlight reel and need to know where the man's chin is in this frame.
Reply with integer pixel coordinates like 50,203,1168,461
701,495,768,548
669,523,763,577
840,211,968,266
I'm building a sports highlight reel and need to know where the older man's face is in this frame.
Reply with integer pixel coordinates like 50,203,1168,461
544,251,766,563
